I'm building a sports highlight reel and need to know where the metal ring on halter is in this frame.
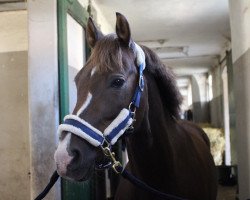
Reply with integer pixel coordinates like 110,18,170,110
129,102,137,118
139,75,144,91
100,139,110,151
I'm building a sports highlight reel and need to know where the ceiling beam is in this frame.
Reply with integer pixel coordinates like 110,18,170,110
160,54,219,61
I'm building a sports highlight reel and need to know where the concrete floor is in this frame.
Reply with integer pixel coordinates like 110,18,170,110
217,185,237,200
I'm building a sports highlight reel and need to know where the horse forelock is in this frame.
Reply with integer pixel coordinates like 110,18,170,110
87,34,134,73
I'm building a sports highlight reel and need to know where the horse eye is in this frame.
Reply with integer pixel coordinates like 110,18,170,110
111,78,125,88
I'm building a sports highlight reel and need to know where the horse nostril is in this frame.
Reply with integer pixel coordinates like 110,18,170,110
72,149,80,161
68,149,83,171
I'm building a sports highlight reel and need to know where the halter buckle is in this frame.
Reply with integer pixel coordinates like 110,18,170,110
101,146,122,174
129,102,136,113
129,103,137,121
112,161,122,174
101,139,110,151
139,75,144,91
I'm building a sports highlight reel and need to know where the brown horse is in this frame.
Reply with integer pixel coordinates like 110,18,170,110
54,13,217,200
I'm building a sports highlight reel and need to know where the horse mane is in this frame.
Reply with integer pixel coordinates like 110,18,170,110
141,45,182,119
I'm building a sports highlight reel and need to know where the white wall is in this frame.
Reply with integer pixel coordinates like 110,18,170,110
78,0,113,34
28,0,60,199
91,0,114,33
229,0,250,62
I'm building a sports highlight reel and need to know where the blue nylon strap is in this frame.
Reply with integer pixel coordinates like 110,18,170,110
105,112,132,144
139,63,144,74
132,86,142,108
64,119,105,145
132,63,145,108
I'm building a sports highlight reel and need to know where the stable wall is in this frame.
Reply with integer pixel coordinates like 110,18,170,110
0,11,30,200
191,74,210,123
229,0,250,199
28,0,60,199
209,65,223,128
226,50,237,165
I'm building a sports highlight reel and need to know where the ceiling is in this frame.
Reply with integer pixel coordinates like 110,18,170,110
94,0,231,88
0,0,230,90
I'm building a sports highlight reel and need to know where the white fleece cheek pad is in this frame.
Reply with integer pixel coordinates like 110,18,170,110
104,108,133,145
134,43,146,70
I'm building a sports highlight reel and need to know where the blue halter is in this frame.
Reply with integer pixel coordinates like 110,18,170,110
57,42,145,148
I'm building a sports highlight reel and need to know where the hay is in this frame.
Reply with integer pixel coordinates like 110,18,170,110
199,124,225,165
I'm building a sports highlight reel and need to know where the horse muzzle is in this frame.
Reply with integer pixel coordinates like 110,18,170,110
54,132,98,181
54,133,73,177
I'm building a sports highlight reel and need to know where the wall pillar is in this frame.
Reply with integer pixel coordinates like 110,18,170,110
28,0,60,199
210,66,223,128
191,74,210,123
229,0,250,199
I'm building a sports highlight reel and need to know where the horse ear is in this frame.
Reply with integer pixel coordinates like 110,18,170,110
86,17,103,48
116,12,131,47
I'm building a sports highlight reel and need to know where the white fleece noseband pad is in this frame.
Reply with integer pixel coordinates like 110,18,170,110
58,109,133,147
58,115,104,147
104,109,133,145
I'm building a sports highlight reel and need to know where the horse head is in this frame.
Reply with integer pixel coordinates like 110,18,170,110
52,12,217,200
54,13,148,181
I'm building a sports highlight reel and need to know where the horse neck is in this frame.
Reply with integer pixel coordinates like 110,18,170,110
126,73,177,185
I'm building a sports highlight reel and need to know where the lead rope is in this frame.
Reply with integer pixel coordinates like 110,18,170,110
34,171,59,200
34,167,187,200
120,168,187,200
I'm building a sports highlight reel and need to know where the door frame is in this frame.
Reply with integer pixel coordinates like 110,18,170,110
58,0,88,120
57,0,93,199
